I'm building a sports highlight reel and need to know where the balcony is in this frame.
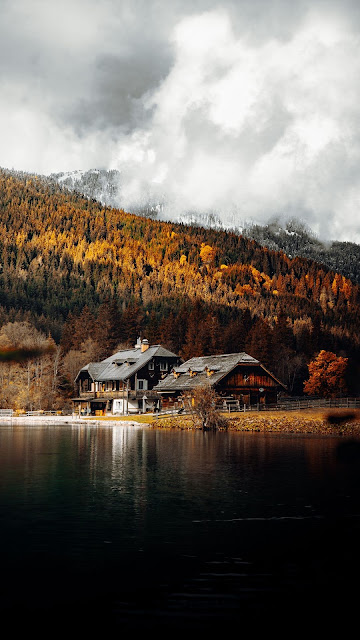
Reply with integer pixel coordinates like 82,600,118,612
78,389,161,401
78,390,129,399
134,390,159,400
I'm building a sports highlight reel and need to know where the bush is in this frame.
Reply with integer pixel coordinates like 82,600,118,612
182,384,229,431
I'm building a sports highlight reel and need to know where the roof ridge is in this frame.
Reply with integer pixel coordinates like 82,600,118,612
185,352,257,362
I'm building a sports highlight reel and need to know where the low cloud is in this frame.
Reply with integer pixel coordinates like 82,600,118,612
111,9,360,242
1,1,360,241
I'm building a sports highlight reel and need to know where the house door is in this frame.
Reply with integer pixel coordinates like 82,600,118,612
90,401,106,416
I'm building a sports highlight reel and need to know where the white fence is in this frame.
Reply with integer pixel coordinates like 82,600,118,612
25,410,59,417
0,409,59,418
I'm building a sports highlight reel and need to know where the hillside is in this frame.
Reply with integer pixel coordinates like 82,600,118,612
49,169,360,285
242,220,360,286
0,168,359,396
51,169,123,210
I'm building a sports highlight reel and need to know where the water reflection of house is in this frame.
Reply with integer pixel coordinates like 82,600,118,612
154,352,287,409
72,338,181,416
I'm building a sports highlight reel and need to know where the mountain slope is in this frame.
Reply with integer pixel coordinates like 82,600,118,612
0,167,359,393
242,220,360,285
49,168,360,285
51,168,122,209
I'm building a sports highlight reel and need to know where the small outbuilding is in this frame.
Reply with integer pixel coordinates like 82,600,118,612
154,352,287,410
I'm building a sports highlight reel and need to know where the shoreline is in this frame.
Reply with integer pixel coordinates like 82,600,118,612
0,408,359,434
0,415,150,427
153,408,360,435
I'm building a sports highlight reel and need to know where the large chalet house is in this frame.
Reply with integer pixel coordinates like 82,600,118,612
73,338,181,416
154,352,287,410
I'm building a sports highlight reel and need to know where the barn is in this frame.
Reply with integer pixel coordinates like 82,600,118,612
154,352,287,410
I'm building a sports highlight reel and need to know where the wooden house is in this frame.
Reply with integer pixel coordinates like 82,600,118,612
73,338,181,416
154,352,287,409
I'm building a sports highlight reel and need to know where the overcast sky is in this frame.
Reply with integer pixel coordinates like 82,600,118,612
1,0,360,241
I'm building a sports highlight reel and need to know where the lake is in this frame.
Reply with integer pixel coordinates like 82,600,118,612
0,424,359,632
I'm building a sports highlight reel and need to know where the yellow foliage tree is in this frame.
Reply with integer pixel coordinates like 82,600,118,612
200,243,216,265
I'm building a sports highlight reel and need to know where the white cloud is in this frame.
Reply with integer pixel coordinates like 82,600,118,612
1,2,360,242
110,8,360,241
0,82,118,172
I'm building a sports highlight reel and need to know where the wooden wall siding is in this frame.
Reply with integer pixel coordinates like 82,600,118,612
222,369,278,388
79,378,126,393
218,389,278,402
160,389,278,409
161,396,178,410
78,356,180,397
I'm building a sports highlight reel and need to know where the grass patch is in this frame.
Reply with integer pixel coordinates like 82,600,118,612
153,408,360,433
83,414,154,424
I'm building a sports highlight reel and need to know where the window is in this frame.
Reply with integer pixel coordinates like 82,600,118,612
113,399,123,413
148,360,154,370
160,361,168,371
137,379,148,391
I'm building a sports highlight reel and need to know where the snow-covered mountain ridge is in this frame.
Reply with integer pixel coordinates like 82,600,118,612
48,168,360,285
3,167,359,285
242,220,360,286
51,169,122,209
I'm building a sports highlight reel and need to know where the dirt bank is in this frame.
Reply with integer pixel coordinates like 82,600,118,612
153,409,360,435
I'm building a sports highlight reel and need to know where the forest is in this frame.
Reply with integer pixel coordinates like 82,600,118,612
0,168,359,408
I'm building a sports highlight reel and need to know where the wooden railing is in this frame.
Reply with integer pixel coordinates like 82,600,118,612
156,397,360,417
1,398,359,421
25,410,59,416
260,397,360,411
217,398,360,412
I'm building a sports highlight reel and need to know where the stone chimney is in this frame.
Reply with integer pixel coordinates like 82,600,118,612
135,337,142,349
141,338,149,353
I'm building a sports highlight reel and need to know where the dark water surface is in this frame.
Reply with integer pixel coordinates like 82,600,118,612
0,424,359,631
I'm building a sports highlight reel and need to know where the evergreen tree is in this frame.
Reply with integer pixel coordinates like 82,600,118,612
245,317,273,368
120,299,144,345
96,299,123,358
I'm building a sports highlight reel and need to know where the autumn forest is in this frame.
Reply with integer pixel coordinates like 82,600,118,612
0,168,359,409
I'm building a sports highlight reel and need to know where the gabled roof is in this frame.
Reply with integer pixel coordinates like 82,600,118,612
79,362,108,381
155,352,286,393
75,345,179,383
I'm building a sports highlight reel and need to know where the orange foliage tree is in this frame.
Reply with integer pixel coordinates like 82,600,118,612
303,350,348,398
